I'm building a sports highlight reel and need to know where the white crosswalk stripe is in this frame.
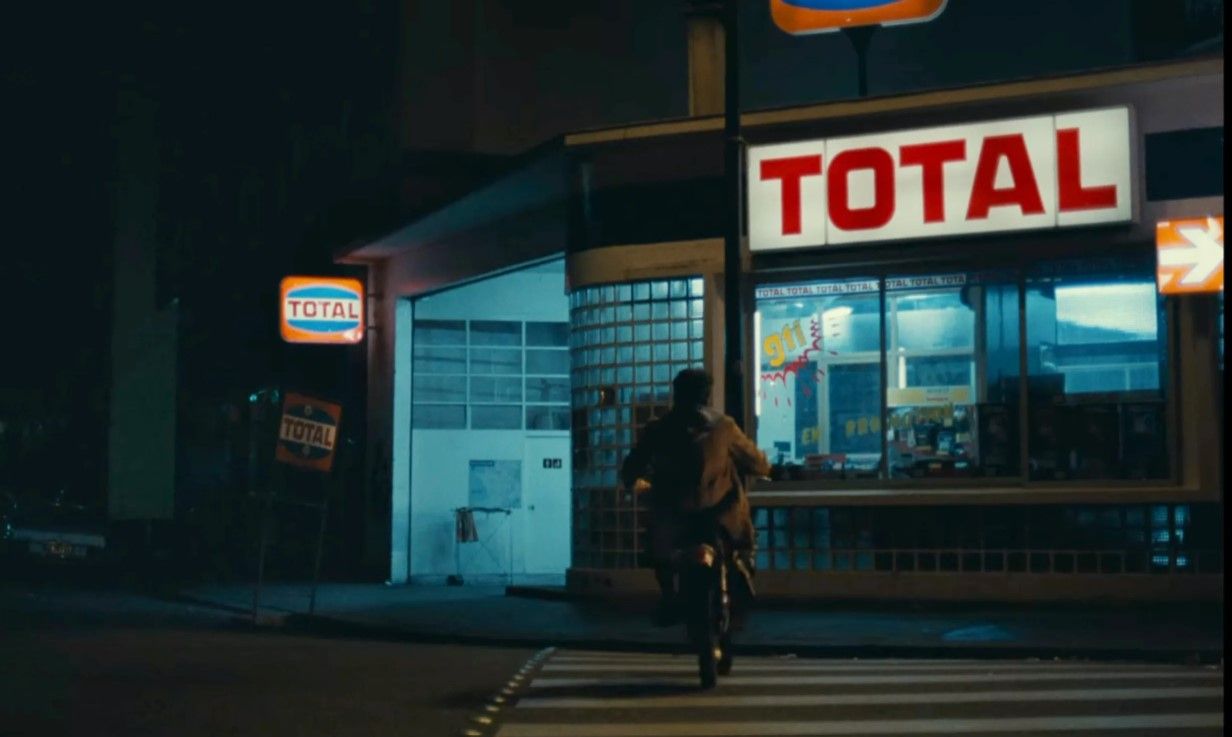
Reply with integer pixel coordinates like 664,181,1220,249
516,686,1224,710
540,662,1194,673
494,648,1223,737
529,670,1219,688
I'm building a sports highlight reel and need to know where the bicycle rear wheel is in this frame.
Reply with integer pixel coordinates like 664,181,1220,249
686,568,720,689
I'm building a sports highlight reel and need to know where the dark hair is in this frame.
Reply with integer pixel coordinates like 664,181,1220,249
672,368,712,407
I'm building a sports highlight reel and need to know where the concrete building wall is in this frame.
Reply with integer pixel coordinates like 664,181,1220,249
408,264,571,582
108,78,178,521
398,0,688,155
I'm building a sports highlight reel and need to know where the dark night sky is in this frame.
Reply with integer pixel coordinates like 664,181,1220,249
1,1,399,491
4,2,397,389
3,4,116,401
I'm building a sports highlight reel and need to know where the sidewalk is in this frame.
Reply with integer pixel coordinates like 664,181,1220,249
176,581,1224,663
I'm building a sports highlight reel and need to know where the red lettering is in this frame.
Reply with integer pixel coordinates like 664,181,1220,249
760,155,823,235
900,139,965,223
304,302,317,318
287,299,301,317
1056,128,1116,211
966,134,1045,219
828,147,895,231
348,302,360,319
331,302,345,319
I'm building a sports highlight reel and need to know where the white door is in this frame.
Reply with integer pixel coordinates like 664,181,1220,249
521,436,572,574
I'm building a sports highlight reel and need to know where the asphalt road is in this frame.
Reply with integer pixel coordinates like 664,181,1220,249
1,585,1224,736
0,585,535,737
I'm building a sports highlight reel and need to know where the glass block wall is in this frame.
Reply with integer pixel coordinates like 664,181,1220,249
569,277,706,569
751,503,1223,575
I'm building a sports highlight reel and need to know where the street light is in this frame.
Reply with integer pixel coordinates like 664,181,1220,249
722,0,744,429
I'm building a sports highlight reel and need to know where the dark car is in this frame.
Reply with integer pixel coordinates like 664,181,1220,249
1,488,109,568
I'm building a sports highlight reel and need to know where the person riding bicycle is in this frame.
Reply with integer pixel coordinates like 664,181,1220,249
620,368,770,626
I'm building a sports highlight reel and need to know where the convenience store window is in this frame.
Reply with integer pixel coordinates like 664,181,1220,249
885,272,1021,479
754,279,882,480
1025,259,1169,480
754,258,1170,485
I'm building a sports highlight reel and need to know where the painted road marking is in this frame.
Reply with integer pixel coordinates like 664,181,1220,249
516,685,1223,709
528,669,1221,688
493,650,1222,737
539,661,1180,673
495,713,1223,736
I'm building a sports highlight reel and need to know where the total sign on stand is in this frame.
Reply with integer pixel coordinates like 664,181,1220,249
275,393,343,473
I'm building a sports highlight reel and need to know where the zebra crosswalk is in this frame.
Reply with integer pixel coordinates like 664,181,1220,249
492,649,1223,736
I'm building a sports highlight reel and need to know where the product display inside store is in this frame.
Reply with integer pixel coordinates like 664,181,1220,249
753,257,1169,484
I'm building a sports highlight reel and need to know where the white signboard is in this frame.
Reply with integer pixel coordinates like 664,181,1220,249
754,279,880,299
748,107,1133,252
468,460,522,509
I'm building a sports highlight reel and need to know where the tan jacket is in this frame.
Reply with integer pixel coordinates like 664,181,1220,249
621,405,770,550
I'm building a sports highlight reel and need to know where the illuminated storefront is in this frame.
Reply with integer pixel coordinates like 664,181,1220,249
342,57,1221,600
563,58,1223,601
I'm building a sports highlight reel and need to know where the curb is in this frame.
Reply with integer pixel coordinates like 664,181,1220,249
503,585,578,602
278,610,1223,666
164,591,297,628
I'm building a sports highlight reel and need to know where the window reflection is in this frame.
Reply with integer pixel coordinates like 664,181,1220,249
1025,259,1168,480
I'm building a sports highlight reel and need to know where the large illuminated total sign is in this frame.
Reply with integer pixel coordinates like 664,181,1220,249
747,107,1134,252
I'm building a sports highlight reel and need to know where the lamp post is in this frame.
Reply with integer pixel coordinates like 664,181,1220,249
722,0,745,428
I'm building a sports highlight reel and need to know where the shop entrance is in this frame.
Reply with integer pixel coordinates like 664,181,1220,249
406,258,571,584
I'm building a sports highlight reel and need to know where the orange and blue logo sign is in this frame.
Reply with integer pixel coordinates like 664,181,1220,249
279,276,365,345
771,0,947,35
275,392,342,472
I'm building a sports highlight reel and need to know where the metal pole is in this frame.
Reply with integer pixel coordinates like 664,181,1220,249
308,500,328,615
843,26,876,97
252,494,271,623
722,0,745,428
248,398,259,497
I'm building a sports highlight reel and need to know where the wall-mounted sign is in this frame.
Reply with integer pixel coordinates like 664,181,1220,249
748,107,1133,252
771,0,947,35
275,393,342,473
886,274,968,290
887,385,971,408
755,280,880,299
1157,216,1223,295
468,460,522,509
279,276,365,344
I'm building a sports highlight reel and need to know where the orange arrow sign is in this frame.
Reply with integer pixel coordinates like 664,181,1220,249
1157,216,1223,295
